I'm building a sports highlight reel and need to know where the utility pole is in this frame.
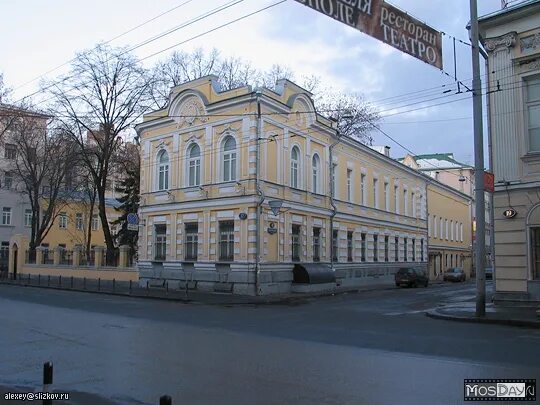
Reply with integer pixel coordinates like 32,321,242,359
469,0,486,317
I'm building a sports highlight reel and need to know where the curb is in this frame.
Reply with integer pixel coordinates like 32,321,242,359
0,280,397,306
425,309,540,329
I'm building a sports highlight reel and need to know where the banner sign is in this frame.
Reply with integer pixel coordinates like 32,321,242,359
293,0,443,69
484,171,495,193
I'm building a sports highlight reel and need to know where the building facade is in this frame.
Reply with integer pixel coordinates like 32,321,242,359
136,76,428,295
479,0,540,303
426,180,473,279
399,153,491,273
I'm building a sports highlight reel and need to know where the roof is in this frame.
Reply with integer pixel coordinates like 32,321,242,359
478,0,540,23
397,153,472,170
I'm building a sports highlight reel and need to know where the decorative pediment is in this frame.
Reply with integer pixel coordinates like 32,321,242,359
484,32,517,53
291,94,316,128
170,94,208,128
218,124,239,135
185,131,204,144
155,140,170,151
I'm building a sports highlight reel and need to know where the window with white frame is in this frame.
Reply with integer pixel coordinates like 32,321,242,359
394,184,399,214
445,219,449,240
4,171,13,189
313,227,321,262
456,222,460,242
450,220,454,241
404,190,409,215
384,182,389,211
187,143,201,187
310,154,319,194
154,224,167,261
347,169,352,202
24,209,32,228
92,214,99,231
156,149,169,191
412,192,416,217
76,213,83,230
361,174,367,205
290,146,300,189
185,223,198,261
440,217,443,238
373,234,378,262
222,136,237,182
59,212,67,229
460,223,463,242
2,207,12,225
373,178,379,208
219,221,235,261
525,76,540,152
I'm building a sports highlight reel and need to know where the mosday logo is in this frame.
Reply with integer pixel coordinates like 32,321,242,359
464,379,536,401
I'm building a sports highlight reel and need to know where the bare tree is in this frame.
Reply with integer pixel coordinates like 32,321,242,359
0,72,10,104
46,44,152,263
7,109,75,254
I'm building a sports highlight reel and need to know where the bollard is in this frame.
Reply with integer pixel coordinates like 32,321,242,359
166,281,168,294
38,274,41,285
98,278,101,291
27,273,30,285
83,277,86,290
71,276,73,289
43,362,53,405
146,280,149,295
160,395,172,405
129,280,132,294
47,275,50,287
113,278,115,293
59,275,62,287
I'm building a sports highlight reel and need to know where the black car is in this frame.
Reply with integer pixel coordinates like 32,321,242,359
443,267,466,282
395,268,429,288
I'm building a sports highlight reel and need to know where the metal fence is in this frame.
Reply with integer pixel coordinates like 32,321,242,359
59,250,73,266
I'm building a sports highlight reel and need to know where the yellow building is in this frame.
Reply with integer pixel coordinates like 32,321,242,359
40,197,120,251
136,76,429,295
426,182,473,279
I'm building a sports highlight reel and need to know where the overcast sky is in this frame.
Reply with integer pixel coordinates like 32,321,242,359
0,0,506,164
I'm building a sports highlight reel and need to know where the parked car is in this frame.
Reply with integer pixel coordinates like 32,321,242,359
443,267,466,282
485,267,493,280
395,268,429,288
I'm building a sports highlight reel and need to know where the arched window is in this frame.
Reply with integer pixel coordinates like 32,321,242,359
187,144,201,187
291,146,300,189
222,136,237,182
312,154,320,194
157,150,169,191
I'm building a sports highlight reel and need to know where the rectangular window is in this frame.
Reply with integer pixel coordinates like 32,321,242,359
4,143,16,159
154,224,167,261
291,224,301,262
75,213,83,230
404,189,408,215
394,236,399,261
2,207,12,225
412,239,416,261
531,227,540,279
373,234,378,262
347,231,353,262
185,223,198,261
347,169,352,202
219,221,235,261
361,233,366,262
24,209,32,228
384,235,389,262
313,227,321,262
526,77,540,152
404,238,408,262
373,178,379,208
92,214,99,231
421,239,424,262
332,230,339,262
445,219,449,240
58,212,67,229
419,195,423,218
394,185,399,214
4,171,13,189
450,220,454,241
384,182,389,211
361,174,366,205
440,218,443,238
460,223,463,242
412,193,416,217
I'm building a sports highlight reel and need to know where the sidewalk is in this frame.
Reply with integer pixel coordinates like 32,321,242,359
0,275,398,306
426,302,540,328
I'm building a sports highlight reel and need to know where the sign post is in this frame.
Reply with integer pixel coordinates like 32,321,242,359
293,0,443,69
126,213,139,232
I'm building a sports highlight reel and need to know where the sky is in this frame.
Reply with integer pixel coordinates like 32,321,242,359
0,0,507,164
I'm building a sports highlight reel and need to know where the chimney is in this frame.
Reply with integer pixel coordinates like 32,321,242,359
370,145,391,157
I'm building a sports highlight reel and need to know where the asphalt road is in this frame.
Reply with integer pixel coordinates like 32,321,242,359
0,281,538,404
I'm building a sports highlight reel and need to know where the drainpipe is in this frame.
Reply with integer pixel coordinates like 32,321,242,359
329,129,341,271
255,90,265,295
